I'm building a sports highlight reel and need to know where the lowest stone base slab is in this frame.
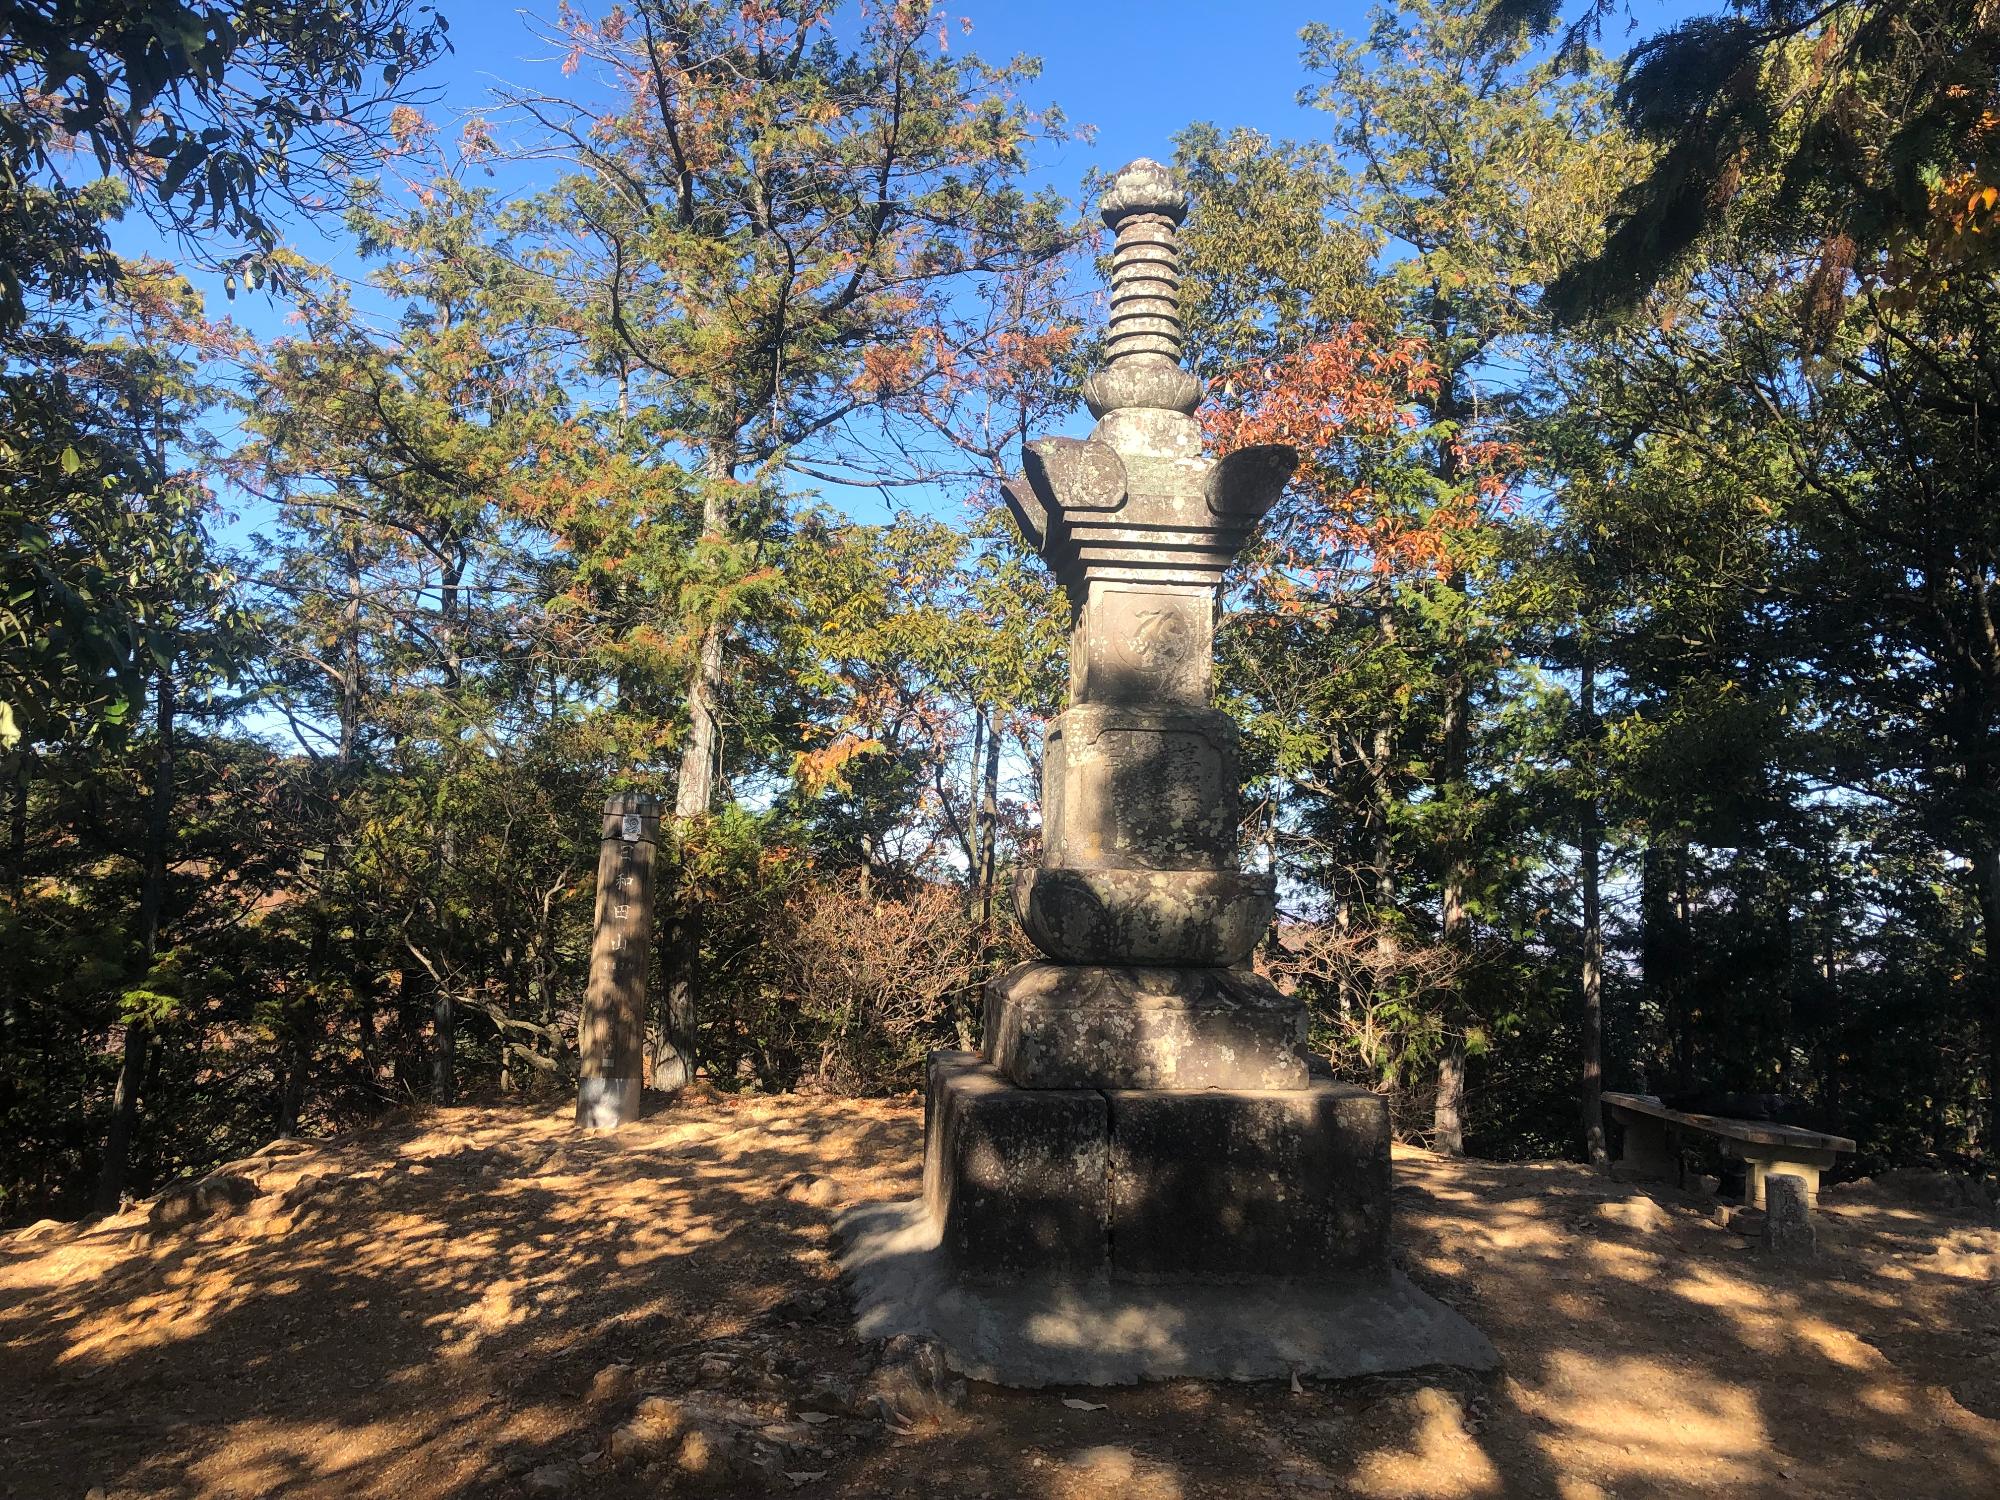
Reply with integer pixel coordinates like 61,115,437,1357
835,1196,1498,1386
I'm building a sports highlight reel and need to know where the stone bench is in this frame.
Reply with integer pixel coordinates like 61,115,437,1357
1602,1091,1855,1210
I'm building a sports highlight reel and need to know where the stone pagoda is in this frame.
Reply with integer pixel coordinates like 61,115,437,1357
839,160,1494,1385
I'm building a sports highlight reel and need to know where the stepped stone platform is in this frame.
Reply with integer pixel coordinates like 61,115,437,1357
837,1047,1496,1385
984,961,1310,1091
838,1199,1496,1386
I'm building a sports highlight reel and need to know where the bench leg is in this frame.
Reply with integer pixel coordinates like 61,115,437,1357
1613,1113,1675,1180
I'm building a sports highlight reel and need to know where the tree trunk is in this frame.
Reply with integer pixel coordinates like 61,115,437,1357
431,984,455,1106
1641,839,1693,1096
1431,576,1473,1155
0,751,23,1136
276,1039,308,1138
1672,847,1693,1092
425,830,457,1108
1367,582,1399,975
657,439,740,1090
1640,842,1669,1095
339,538,363,764
977,709,1001,934
357,966,379,1083
3,748,25,897
578,794,659,1129
951,706,1004,1052
1979,844,2000,1163
1433,1042,1466,1156
98,666,176,1213
1577,652,1607,1166
1366,718,1398,1114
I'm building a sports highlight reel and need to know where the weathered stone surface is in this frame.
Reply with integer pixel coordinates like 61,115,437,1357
921,1052,1107,1279
609,1415,672,1462
1763,1172,1816,1257
577,790,661,1130
1040,704,1240,871
984,961,1308,1091
1023,448,1233,591
1025,435,1127,513
585,1361,637,1406
1741,1149,1836,1209
843,158,1490,1385
1106,1084,1390,1281
1083,361,1202,418
1070,583,1215,708
672,1425,733,1488
523,1460,581,1494
1027,407,1275,593
838,1196,1496,1386
1000,161,1296,970
1096,156,1187,225
1014,865,1275,966
867,1333,967,1426
1082,159,1199,418
1206,444,1296,521
918,1051,1386,1285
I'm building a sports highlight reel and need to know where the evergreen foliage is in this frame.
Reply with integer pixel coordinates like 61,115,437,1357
4,0,1998,1220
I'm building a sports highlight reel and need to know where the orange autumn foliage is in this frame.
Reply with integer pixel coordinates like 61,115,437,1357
1206,324,1524,608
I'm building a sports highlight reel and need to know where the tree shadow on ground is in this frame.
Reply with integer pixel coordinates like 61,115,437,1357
2,1098,1996,1500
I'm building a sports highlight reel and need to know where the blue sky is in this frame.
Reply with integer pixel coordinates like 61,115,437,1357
189,0,1400,350
447,0,1364,188
131,0,1694,542
161,0,1411,538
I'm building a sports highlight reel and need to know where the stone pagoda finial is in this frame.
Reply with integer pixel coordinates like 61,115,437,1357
1084,158,1201,418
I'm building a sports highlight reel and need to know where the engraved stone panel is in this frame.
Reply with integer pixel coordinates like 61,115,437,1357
1072,584,1213,706
1040,704,1238,870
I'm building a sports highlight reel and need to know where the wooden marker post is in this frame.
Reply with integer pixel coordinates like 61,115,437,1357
577,791,661,1129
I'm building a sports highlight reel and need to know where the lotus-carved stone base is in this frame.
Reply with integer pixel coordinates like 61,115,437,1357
1014,865,1275,966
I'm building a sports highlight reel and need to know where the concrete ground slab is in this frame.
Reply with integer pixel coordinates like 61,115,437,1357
836,1196,1499,1387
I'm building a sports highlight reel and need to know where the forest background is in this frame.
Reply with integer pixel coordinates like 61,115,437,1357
6,0,1998,1222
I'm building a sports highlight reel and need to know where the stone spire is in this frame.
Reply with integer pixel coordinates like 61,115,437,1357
1083,158,1201,417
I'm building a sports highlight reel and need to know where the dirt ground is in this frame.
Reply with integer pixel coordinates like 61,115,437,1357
3,1092,1998,1500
